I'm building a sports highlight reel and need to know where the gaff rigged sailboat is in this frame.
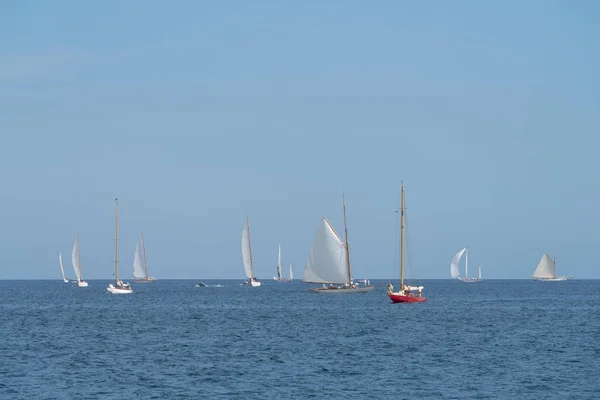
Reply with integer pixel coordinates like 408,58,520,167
107,198,133,294
71,234,88,287
450,247,482,282
533,251,567,281
273,244,292,282
132,233,156,283
387,183,426,303
241,217,261,287
302,195,374,293
59,253,69,283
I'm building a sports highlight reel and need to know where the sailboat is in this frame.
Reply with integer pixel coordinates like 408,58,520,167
273,244,292,282
107,198,133,294
59,252,69,283
241,217,261,287
302,195,374,293
132,233,157,283
533,251,567,281
387,183,426,303
71,234,88,287
289,264,294,281
450,247,482,282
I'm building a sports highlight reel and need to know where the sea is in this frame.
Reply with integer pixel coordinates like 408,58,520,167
0,279,598,399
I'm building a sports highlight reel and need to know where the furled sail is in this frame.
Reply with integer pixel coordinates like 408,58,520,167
451,248,466,278
71,237,82,281
533,253,556,279
133,235,146,279
241,218,254,279
303,217,349,284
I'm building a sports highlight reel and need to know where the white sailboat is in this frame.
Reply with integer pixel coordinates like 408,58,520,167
533,251,567,281
59,252,69,283
289,264,293,281
132,233,156,283
242,217,261,287
71,234,88,287
450,247,482,282
302,195,374,293
107,198,133,294
273,244,291,282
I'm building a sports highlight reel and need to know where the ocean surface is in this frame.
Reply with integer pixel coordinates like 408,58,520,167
0,279,598,399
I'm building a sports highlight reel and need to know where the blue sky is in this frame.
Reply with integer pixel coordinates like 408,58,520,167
1,1,599,279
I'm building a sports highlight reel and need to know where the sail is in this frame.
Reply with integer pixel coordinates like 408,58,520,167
303,217,349,284
59,253,67,281
71,237,82,281
450,248,466,278
478,265,482,279
289,264,293,280
241,219,254,279
533,252,556,278
133,236,146,279
277,244,282,279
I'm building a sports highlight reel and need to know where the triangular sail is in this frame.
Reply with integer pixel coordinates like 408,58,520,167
478,265,482,279
276,244,282,279
450,248,466,278
289,264,293,280
71,237,82,281
302,217,349,284
133,236,146,279
533,252,556,278
59,253,67,281
241,218,254,279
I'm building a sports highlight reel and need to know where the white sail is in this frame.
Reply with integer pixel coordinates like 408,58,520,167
133,236,146,279
71,237,82,281
289,264,293,280
478,265,482,279
303,217,349,284
533,252,556,279
59,253,67,281
450,248,466,278
241,219,254,279
277,244,282,279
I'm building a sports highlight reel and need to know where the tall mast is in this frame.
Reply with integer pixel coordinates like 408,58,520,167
115,198,119,284
400,183,405,288
141,232,148,278
77,233,81,280
342,193,352,284
247,216,254,279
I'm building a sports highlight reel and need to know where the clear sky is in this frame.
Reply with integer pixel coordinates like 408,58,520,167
1,1,599,280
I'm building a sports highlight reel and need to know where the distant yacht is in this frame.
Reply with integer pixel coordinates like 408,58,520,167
533,251,567,281
71,234,88,287
302,195,374,293
107,198,133,294
132,233,156,283
58,252,69,283
273,244,292,282
241,217,261,287
450,247,482,282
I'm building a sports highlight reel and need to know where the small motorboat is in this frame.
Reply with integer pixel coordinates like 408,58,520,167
197,282,206,287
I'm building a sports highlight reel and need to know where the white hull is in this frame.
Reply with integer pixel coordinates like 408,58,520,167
77,280,88,287
132,277,157,283
107,284,133,294
309,285,374,294
273,276,292,282
458,278,482,283
250,281,261,287
534,276,567,281
63,278,69,283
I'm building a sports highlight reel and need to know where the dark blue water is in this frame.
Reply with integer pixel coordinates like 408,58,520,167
0,279,598,399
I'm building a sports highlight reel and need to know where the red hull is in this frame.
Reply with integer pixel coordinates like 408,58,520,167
388,293,427,303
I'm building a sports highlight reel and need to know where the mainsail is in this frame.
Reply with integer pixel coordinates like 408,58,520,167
71,236,82,281
289,264,293,280
59,253,67,281
133,235,147,279
241,218,254,280
451,248,466,278
302,217,349,284
533,253,556,279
